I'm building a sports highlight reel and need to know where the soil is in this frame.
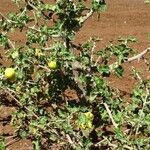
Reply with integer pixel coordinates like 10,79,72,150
0,0,150,149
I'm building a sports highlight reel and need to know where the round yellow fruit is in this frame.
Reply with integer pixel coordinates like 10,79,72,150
4,68,16,81
48,61,57,69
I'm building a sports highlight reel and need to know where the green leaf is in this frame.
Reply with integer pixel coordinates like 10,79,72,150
19,130,28,139
32,140,40,150
0,137,5,150
98,65,110,76
11,51,19,59
92,0,107,12
114,65,124,77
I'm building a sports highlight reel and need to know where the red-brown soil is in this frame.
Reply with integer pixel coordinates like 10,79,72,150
0,0,150,149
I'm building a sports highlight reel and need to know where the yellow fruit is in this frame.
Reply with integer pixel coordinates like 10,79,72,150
48,61,57,69
4,68,16,81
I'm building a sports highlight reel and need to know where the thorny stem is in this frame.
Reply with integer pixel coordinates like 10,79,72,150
109,47,150,70
0,12,17,24
66,134,73,145
127,47,150,62
3,88,63,138
135,87,149,135
0,11,60,38
1,32,16,50
73,47,150,73
4,88,39,119
27,26,61,38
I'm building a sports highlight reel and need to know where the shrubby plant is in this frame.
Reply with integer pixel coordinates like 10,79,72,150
0,0,150,149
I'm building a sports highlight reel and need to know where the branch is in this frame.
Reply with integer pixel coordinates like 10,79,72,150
4,88,39,119
103,102,118,128
109,47,150,70
127,47,150,62
27,1,38,11
7,38,16,50
79,9,94,24
90,41,96,63
95,137,133,150
1,32,16,50
38,65,51,72
0,11,60,38
5,137,20,147
0,12,17,24
0,12,11,23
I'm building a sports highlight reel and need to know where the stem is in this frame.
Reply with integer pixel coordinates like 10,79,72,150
1,32,15,50
90,41,96,63
4,88,39,119
95,55,101,66
79,9,94,24
103,137,133,150
0,11,60,38
3,88,62,139
0,12,11,23
135,87,149,135
38,65,51,72
109,47,150,70
18,7,26,18
66,134,73,144
127,47,150,62
0,12,17,24
103,102,118,128
27,1,38,11
5,135,17,140
5,137,20,147
7,38,15,50
32,10,38,25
